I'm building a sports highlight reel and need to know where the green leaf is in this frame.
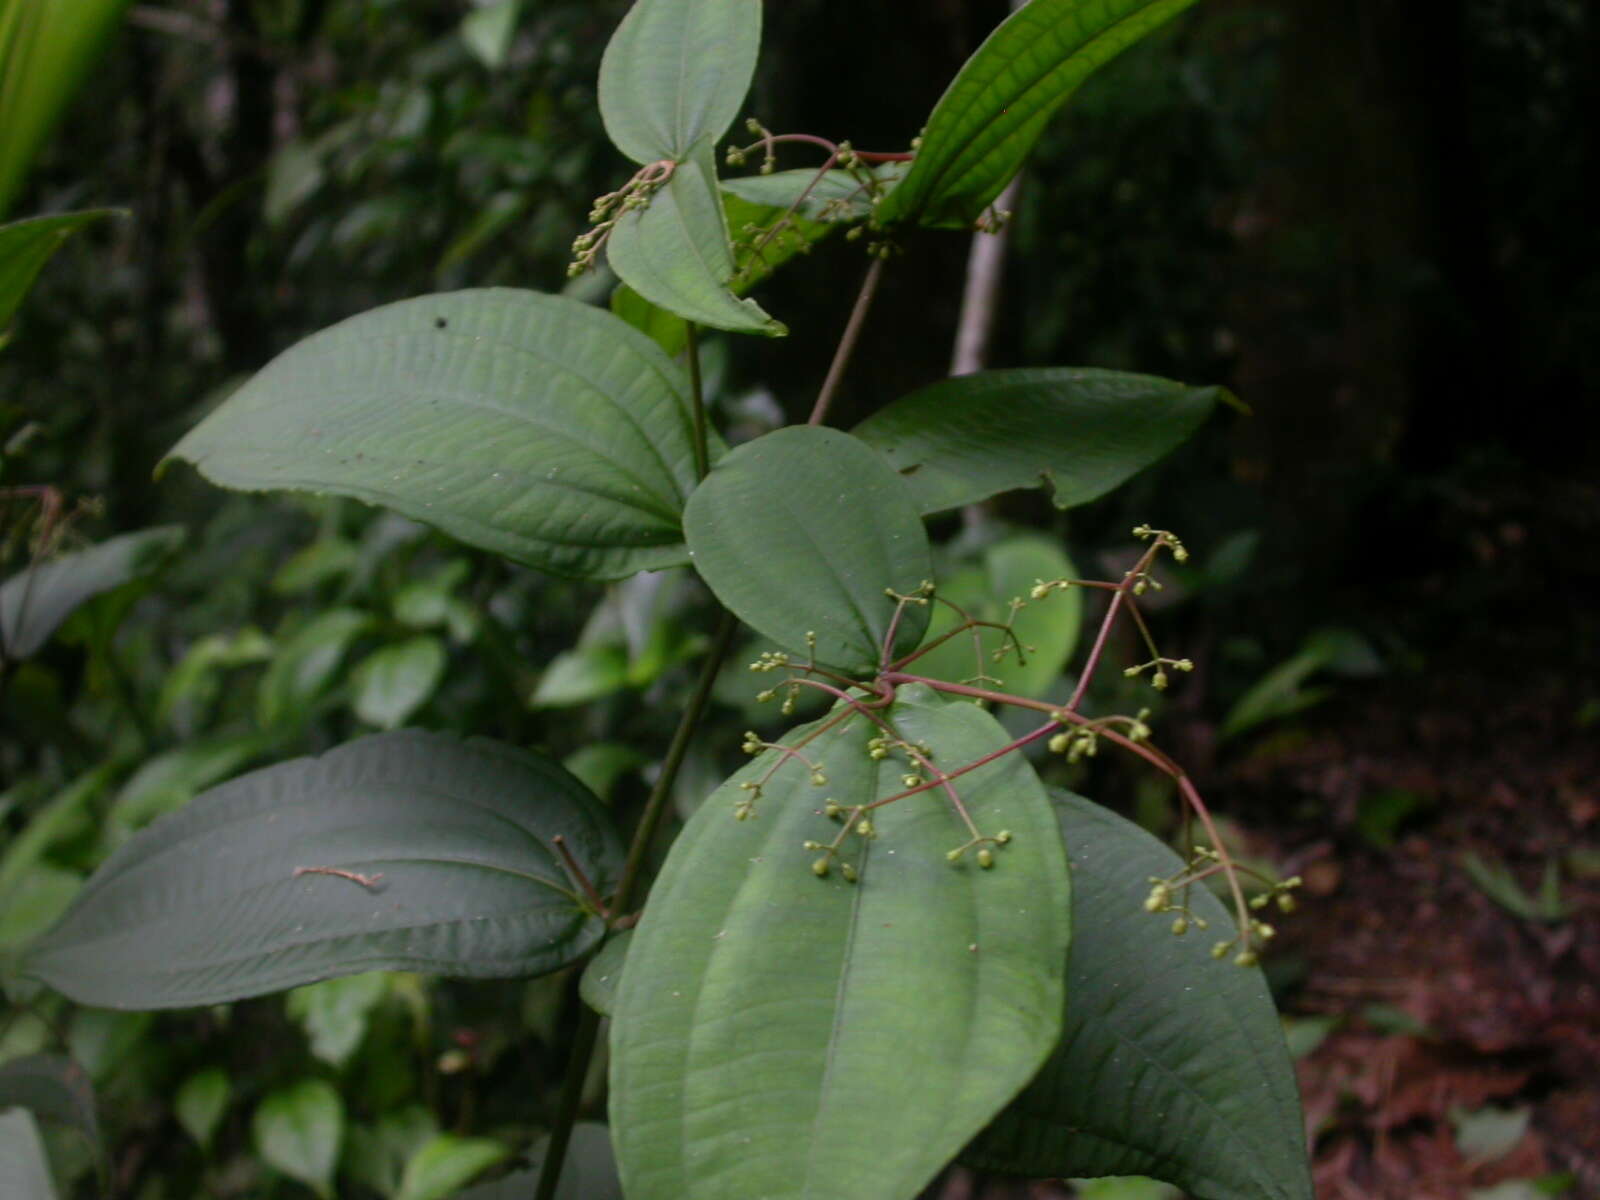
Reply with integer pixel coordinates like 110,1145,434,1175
0,1055,100,1166
683,425,933,676
0,865,79,949
105,732,278,841
610,685,1071,1200
351,636,447,729
530,644,630,709
166,289,708,581
852,368,1225,514
0,767,111,898
253,1079,343,1200
255,608,372,728
961,791,1312,1200
174,1067,231,1152
345,1106,438,1198
396,1134,511,1200
0,210,120,330
454,1123,622,1200
287,972,391,1067
909,534,1082,699
0,1108,56,1200
263,140,324,226
578,930,632,1018
24,731,623,1008
1220,627,1379,742
720,165,904,224
561,744,646,803
0,0,129,218
877,0,1201,228
607,146,785,336
0,526,184,660
63,1009,151,1082
460,0,519,71
597,0,760,165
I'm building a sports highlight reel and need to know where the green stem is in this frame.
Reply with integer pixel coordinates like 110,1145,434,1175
808,254,885,426
686,323,709,479
535,310,729,1200
532,611,737,1200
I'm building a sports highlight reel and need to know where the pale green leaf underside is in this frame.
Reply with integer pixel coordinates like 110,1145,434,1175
166,289,706,581
24,731,622,1008
962,792,1312,1200
612,186,834,356
0,1109,56,1200
607,148,784,337
610,685,1071,1200
598,0,761,165
853,368,1224,514
683,425,932,676
879,0,1201,227
0,209,121,329
0,526,184,660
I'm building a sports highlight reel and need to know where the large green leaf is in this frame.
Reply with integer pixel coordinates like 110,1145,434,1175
597,0,760,165
683,425,933,676
877,0,1201,228
610,685,1071,1200
0,526,184,660
0,210,120,331
0,0,130,217
962,791,1312,1200
607,146,784,337
166,289,707,581
853,368,1226,514
23,731,623,1008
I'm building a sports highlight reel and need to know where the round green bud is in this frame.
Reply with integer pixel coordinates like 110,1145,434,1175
1277,893,1298,914
855,819,873,837
995,830,1013,845
1171,917,1189,936
840,863,858,884
977,848,995,869
812,857,831,878
1233,949,1259,968
811,771,828,787
1211,941,1231,960
946,848,963,863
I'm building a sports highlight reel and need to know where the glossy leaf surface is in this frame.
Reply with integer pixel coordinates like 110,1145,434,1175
167,289,706,580
878,0,1200,227
0,526,183,660
0,210,120,330
854,368,1225,514
25,732,622,1008
607,147,784,337
610,685,1071,1200
684,425,932,676
598,0,760,165
962,791,1312,1200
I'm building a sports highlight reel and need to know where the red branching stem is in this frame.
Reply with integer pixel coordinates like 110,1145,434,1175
550,835,607,916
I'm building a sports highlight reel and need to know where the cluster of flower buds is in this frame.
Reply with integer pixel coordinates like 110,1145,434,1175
567,160,676,278
1124,657,1194,691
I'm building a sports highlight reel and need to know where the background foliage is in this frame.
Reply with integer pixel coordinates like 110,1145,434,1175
2,0,1596,1196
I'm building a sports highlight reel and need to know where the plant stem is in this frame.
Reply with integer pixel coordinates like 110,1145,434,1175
533,1005,603,1200
808,254,885,426
686,323,708,479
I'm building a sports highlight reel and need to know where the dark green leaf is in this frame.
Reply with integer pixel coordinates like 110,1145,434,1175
530,644,630,709
877,0,1200,227
853,368,1225,514
0,526,184,660
166,290,708,581
24,731,623,1008
719,164,904,224
962,791,1312,1200
683,425,933,676
607,146,785,336
598,0,760,165
254,1079,343,1200
610,685,1071,1200
0,210,121,330
0,1055,100,1163
908,534,1082,699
